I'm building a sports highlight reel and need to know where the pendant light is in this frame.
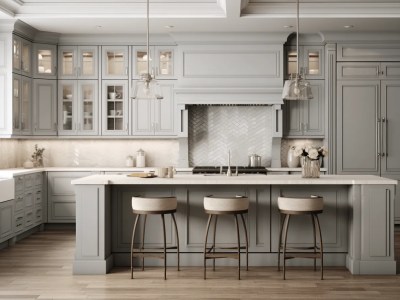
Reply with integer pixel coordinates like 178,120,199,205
132,0,163,100
282,0,313,100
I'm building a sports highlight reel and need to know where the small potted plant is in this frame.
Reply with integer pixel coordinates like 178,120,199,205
293,145,328,178
31,144,45,167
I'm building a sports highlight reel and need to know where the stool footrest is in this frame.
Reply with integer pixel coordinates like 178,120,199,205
206,246,246,253
205,253,239,259
132,253,165,259
133,246,177,251
284,252,322,259
280,246,320,251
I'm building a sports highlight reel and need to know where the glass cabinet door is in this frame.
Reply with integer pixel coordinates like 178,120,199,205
59,47,76,78
13,38,21,72
102,46,128,79
78,46,98,79
303,46,324,79
133,48,154,79
156,49,174,78
287,48,298,78
34,44,57,78
102,81,128,135
12,76,21,132
21,41,31,75
78,81,98,135
59,82,76,133
21,77,32,134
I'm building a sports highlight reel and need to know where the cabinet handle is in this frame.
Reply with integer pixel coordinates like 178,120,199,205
383,118,388,156
125,123,128,131
125,67,128,75
377,117,381,159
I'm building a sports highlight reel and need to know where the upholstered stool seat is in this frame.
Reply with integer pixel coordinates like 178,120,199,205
277,196,324,280
203,196,249,280
130,196,180,280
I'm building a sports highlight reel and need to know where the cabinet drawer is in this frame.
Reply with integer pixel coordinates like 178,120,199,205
34,173,43,187
24,191,34,208
15,176,24,194
14,213,25,233
15,195,24,212
24,210,35,228
35,207,43,224
24,174,35,190
337,63,380,80
34,189,42,205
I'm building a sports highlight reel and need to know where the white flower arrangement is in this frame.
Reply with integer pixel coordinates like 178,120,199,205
292,145,328,160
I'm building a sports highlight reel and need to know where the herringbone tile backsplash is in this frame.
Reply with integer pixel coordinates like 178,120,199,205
188,106,273,167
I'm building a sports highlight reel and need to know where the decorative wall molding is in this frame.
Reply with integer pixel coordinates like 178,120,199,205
325,43,336,174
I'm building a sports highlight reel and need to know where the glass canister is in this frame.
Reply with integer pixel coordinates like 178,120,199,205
136,149,146,168
301,157,320,178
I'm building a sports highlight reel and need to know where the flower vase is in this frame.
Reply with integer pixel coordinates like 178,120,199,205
301,157,320,178
287,148,300,168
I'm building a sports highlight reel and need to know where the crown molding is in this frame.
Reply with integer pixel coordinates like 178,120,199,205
321,31,400,43
34,31,60,44
13,20,37,40
170,32,289,44
0,20,16,33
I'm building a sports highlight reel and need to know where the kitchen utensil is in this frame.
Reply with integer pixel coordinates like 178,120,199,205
109,92,116,99
249,154,262,167
127,172,156,178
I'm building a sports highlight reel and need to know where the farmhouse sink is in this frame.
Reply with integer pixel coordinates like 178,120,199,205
0,178,15,203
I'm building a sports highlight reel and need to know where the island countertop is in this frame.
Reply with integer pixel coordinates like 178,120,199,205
71,174,397,186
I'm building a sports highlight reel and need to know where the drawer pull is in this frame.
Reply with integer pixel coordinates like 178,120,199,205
16,216,23,221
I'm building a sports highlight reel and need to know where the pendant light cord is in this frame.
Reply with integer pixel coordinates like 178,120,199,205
146,0,150,77
296,0,300,77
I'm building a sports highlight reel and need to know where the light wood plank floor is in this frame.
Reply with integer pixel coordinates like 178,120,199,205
0,228,399,300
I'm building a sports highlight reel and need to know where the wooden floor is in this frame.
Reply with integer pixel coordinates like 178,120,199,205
0,229,399,300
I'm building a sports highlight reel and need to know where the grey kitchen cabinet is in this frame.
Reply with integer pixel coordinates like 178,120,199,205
131,80,176,136
102,46,129,80
337,62,400,80
58,46,98,79
12,172,43,234
286,45,324,79
32,79,57,135
0,200,14,242
12,74,32,135
33,44,57,79
47,171,98,223
132,46,176,80
337,69,400,224
13,35,32,77
283,80,325,138
58,80,99,136
102,80,129,135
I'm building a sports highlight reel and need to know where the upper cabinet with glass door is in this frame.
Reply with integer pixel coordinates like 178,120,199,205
286,46,324,80
132,46,176,80
59,46,98,79
33,44,57,79
13,36,32,77
102,46,129,79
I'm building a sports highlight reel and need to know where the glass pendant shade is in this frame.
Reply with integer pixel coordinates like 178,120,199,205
282,75,313,100
282,0,313,101
133,75,163,100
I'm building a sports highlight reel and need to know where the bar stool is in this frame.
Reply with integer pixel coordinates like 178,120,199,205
277,195,324,280
203,196,249,280
130,196,180,280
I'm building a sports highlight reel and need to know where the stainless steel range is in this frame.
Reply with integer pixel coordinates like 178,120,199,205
192,166,267,174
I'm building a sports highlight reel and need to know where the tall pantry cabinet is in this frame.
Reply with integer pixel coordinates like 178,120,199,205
337,60,400,224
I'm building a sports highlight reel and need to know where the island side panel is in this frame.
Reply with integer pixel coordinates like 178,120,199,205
360,184,396,274
73,185,113,275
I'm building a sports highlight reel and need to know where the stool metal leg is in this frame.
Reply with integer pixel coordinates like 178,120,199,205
161,214,167,280
314,214,324,280
130,214,140,279
171,213,180,271
212,215,218,271
282,214,291,280
204,214,213,280
277,213,284,271
141,215,147,271
240,213,249,271
311,214,316,271
234,214,241,280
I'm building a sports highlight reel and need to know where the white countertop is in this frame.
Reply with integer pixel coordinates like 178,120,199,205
71,174,398,186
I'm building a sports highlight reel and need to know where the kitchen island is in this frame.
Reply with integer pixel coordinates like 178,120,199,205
72,174,397,275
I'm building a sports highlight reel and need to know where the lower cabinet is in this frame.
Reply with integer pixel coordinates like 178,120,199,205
47,171,98,223
0,200,14,242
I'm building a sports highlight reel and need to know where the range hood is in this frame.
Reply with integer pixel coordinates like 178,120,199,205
174,87,283,105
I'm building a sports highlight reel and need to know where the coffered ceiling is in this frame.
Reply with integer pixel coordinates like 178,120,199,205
1,0,400,34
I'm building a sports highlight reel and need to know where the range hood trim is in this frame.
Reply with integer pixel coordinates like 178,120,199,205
174,87,283,105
